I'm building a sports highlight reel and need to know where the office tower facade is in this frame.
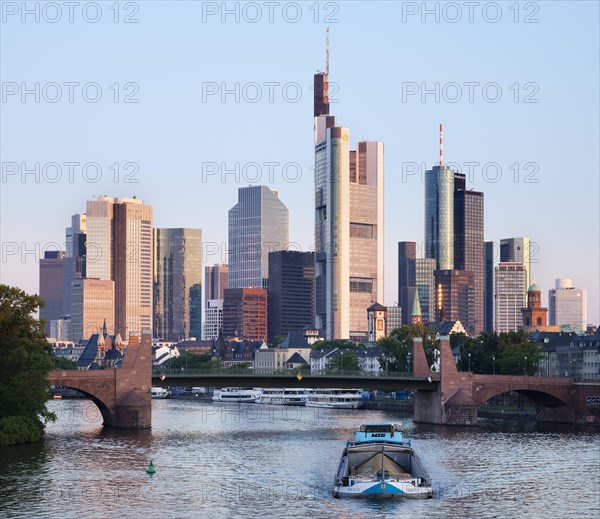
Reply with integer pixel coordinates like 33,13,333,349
500,237,530,294
484,241,495,333
204,299,224,340
39,250,66,335
70,278,115,341
454,175,484,334
415,258,436,324
398,242,417,325
267,251,315,342
548,279,587,331
64,214,87,319
222,287,268,342
205,263,229,301
228,186,289,290
153,228,202,341
494,262,527,332
314,69,384,340
85,196,153,338
434,269,475,335
425,165,455,270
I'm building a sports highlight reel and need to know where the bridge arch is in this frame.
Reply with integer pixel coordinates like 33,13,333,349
52,384,115,426
477,387,576,423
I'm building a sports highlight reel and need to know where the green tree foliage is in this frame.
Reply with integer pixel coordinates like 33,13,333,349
53,357,78,370
0,285,55,446
168,353,213,370
326,352,360,373
377,325,437,372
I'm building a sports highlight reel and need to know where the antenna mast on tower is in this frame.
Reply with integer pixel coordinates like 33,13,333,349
325,26,330,76
439,123,443,166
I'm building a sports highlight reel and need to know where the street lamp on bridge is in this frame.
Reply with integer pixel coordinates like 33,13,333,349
524,355,528,376
468,352,471,373
492,355,496,375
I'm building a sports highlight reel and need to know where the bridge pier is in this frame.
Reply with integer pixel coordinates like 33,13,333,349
49,332,152,429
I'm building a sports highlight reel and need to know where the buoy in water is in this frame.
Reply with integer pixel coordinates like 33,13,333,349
146,461,156,474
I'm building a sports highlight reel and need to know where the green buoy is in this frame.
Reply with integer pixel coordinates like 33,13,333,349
146,461,156,474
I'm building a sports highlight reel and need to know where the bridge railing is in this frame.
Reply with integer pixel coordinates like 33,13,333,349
152,367,415,379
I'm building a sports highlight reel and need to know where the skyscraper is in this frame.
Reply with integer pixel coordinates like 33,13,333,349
484,241,495,333
425,164,455,270
70,278,115,341
500,237,530,294
314,64,384,340
434,269,475,334
222,287,268,342
454,173,484,335
204,299,223,340
64,214,87,320
153,228,202,341
494,262,527,332
228,186,289,289
398,242,416,324
205,263,229,301
415,258,436,324
267,251,315,342
39,250,66,335
548,279,587,331
85,196,153,338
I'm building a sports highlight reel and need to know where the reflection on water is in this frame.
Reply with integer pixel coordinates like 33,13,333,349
1,399,599,519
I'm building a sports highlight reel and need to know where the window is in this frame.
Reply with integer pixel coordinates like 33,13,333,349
350,277,373,293
350,223,375,239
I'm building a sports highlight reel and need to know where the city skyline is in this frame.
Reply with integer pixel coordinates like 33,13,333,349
2,3,599,325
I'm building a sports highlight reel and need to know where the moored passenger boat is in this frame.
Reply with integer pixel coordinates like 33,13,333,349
305,388,363,409
333,424,433,499
151,387,171,399
212,388,257,403
255,388,312,406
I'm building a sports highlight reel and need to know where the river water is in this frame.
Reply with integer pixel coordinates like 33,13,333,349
1,399,599,519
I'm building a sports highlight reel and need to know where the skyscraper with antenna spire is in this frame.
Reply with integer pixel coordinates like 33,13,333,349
313,30,384,340
425,125,484,335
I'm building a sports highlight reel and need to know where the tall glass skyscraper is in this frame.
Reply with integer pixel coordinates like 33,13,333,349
425,165,455,270
314,68,384,341
228,186,289,289
153,228,202,341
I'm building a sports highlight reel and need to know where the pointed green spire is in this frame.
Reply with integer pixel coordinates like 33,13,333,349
411,291,422,317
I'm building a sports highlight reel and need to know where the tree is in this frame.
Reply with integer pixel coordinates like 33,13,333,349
311,340,358,351
0,285,55,446
377,325,437,372
326,351,360,373
53,357,78,370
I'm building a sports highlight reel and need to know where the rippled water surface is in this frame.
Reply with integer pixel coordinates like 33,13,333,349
1,399,599,518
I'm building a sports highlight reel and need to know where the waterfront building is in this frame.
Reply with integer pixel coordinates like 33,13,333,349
39,250,66,336
70,279,115,341
204,299,223,341
222,287,268,342
484,241,495,333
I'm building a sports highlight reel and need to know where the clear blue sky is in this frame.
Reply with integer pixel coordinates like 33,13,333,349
1,1,599,325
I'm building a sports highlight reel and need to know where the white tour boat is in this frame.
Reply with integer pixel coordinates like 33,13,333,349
151,387,171,399
333,424,433,499
212,388,257,403
305,388,363,409
255,388,312,406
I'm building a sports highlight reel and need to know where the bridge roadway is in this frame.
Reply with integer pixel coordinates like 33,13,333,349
151,369,439,391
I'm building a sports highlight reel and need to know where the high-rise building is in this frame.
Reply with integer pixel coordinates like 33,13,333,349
454,173,484,335
222,287,268,342
415,258,436,324
500,237,530,294
267,251,315,342
494,262,527,332
205,263,229,301
425,164,455,270
204,299,224,340
314,67,384,340
398,242,416,325
153,228,202,341
484,241,495,333
228,186,289,290
85,196,153,338
39,250,66,335
548,279,587,331
70,278,115,341
64,214,87,319
434,269,475,335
